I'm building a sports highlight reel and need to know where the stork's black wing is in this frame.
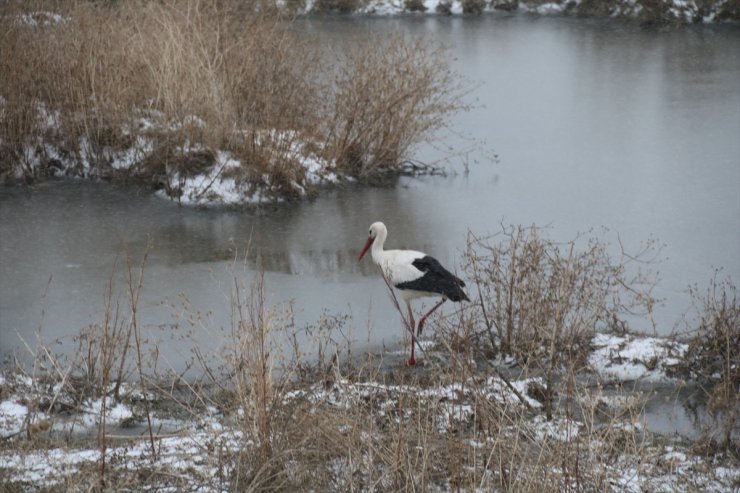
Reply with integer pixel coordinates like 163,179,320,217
395,256,469,302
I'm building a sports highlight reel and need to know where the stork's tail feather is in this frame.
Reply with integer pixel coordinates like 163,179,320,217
455,278,470,302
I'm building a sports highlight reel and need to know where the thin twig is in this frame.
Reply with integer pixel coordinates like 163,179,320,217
378,266,426,360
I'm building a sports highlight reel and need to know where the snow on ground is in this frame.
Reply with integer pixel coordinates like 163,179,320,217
302,0,718,22
12,109,341,206
612,447,740,493
0,399,29,436
155,130,341,206
16,11,70,27
0,429,242,491
0,333,734,491
159,150,247,206
589,332,687,383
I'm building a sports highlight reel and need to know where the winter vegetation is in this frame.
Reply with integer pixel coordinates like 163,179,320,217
2,0,738,207
308,0,740,22
1,1,737,491
0,1,466,205
1,227,737,491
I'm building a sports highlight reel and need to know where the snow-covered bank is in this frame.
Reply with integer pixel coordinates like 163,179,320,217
2,4,464,206
7,107,345,206
300,0,739,23
14,0,740,24
589,332,687,382
5,105,441,206
1,332,737,492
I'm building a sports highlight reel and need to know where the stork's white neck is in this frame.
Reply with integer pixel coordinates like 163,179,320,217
370,223,388,265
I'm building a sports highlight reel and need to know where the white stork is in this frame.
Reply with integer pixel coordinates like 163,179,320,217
358,221,469,366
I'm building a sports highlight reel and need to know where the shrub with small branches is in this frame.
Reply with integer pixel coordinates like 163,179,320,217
677,272,739,451
0,1,466,199
464,225,660,418
323,34,466,179
462,0,487,14
405,0,429,11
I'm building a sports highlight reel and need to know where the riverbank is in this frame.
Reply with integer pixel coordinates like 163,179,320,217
0,2,465,206
3,2,738,209
308,0,740,24
1,328,737,491
1,227,737,490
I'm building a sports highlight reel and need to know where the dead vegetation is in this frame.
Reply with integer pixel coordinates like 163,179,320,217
324,36,466,180
676,271,739,452
463,225,661,419
1,228,737,491
0,1,465,199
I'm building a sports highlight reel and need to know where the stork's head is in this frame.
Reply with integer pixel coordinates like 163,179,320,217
358,222,386,261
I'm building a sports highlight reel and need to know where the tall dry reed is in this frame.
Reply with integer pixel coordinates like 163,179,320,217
0,1,465,191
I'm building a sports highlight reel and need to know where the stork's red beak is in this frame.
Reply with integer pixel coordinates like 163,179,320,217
358,237,373,261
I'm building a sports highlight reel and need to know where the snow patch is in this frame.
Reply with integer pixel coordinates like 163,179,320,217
17,11,69,27
537,2,566,13
589,333,687,383
0,400,28,437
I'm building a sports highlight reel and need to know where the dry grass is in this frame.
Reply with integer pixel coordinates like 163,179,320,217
0,1,320,180
2,232,737,491
463,225,660,419
322,34,466,179
0,1,465,197
677,272,739,452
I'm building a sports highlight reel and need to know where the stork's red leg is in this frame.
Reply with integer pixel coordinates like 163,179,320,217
417,299,446,336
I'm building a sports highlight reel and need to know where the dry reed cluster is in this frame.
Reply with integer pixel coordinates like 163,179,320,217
0,1,464,197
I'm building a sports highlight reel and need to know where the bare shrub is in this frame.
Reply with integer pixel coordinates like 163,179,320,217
462,0,487,14
464,225,659,418
1,2,465,195
677,272,739,451
436,1,454,14
405,0,429,12
313,0,366,12
322,34,466,179
211,257,306,489
491,0,521,11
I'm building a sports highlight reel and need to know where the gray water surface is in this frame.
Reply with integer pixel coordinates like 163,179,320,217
2,17,739,376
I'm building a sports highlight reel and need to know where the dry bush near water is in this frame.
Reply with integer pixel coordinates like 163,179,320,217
2,227,738,491
326,37,465,179
464,225,661,419
676,272,739,452
0,1,466,200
